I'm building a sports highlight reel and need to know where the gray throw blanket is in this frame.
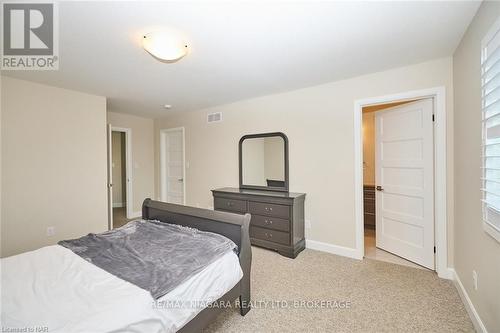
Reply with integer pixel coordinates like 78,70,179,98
58,220,237,299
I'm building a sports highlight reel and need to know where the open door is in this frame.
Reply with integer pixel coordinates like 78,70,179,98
375,99,435,269
107,124,113,230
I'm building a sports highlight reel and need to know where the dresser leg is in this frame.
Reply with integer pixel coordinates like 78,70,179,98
278,239,305,259
278,251,297,259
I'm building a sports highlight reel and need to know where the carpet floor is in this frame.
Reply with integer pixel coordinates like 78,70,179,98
204,246,473,333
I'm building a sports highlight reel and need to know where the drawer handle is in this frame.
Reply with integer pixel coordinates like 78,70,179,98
265,219,273,225
264,207,273,211
265,232,273,238
227,202,233,207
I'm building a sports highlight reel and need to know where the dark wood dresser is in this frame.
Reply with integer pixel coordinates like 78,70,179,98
212,187,306,258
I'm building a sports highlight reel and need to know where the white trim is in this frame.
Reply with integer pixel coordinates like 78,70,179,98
483,221,500,243
481,16,500,243
353,86,450,278
112,203,125,208
441,267,455,281
451,269,488,333
306,239,360,260
159,127,186,205
110,127,134,221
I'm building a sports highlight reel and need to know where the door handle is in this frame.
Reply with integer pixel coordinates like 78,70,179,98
178,178,184,182
376,186,384,191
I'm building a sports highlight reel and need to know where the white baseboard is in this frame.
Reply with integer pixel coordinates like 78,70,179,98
305,239,361,260
451,268,488,333
438,267,455,280
112,203,125,208
129,211,142,219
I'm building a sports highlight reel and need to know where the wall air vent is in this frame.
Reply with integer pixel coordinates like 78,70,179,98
207,112,222,123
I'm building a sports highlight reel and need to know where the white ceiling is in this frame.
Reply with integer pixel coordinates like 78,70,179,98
3,1,480,117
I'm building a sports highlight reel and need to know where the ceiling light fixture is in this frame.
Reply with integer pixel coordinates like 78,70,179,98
164,104,172,109
142,31,188,63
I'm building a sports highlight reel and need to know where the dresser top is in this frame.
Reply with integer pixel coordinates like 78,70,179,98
212,187,305,199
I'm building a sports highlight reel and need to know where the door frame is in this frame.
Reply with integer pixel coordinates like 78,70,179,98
159,127,186,205
108,126,133,229
354,86,450,279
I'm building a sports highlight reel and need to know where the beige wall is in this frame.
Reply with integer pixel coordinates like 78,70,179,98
155,57,454,253
453,1,500,331
107,112,154,215
1,77,108,257
111,131,126,205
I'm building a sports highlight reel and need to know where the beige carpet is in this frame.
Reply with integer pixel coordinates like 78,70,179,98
204,247,473,333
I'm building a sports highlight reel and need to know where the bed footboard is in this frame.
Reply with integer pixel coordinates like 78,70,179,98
141,199,252,328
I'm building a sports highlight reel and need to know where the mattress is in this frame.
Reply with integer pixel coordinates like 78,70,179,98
1,245,242,333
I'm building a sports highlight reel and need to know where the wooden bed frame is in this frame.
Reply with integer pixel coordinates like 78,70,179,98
142,198,252,332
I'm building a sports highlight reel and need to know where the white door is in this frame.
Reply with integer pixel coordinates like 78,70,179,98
107,124,113,229
375,99,434,269
160,128,185,204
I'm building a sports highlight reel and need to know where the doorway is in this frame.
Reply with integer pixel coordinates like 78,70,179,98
354,87,449,278
159,127,186,205
107,126,132,229
362,99,432,270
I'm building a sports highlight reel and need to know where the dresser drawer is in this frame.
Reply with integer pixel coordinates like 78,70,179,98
212,188,306,259
250,226,290,245
251,214,290,232
214,197,247,213
248,201,290,219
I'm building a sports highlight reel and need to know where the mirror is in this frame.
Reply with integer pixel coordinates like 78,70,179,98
239,132,289,192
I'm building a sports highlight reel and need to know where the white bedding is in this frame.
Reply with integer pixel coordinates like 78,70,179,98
1,245,242,333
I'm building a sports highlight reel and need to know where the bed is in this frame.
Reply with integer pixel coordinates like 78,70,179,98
1,199,252,332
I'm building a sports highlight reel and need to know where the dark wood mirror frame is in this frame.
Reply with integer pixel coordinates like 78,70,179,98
239,132,289,192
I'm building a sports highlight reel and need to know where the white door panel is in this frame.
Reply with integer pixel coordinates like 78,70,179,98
160,129,185,205
375,99,434,269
